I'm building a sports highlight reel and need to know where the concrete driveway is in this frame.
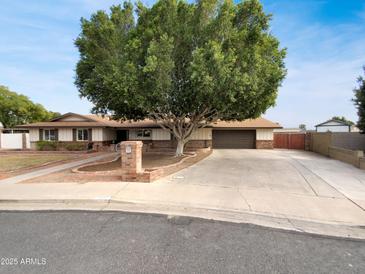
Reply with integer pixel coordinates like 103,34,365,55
163,149,365,209
0,149,364,234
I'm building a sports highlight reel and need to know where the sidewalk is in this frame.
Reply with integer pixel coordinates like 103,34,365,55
0,180,364,239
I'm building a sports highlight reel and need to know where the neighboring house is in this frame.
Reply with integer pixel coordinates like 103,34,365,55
315,119,359,133
350,125,360,132
17,112,281,150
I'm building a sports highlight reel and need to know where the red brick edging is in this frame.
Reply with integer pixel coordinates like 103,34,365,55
72,152,199,182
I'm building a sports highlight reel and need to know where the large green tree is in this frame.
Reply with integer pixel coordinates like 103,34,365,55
75,0,286,155
353,67,365,132
0,85,59,128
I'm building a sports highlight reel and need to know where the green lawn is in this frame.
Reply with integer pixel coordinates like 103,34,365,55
0,154,80,172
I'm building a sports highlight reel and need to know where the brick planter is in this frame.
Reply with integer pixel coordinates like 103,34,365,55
73,150,197,183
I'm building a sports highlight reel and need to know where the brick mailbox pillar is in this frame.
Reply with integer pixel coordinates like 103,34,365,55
120,141,143,177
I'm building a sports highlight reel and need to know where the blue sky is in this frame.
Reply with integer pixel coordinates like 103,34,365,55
1,0,364,129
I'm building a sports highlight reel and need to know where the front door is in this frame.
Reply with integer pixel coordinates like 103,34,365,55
116,130,128,143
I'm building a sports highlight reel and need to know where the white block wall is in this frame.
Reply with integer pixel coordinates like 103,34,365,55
0,133,30,149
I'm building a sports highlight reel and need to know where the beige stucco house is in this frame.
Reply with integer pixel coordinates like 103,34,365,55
18,112,281,150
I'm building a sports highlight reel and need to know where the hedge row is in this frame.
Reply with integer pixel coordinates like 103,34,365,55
36,141,88,151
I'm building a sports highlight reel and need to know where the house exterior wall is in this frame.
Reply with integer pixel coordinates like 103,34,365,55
129,129,153,140
29,128,113,142
317,125,350,132
92,128,103,141
256,129,273,140
350,125,360,132
256,129,274,149
58,128,73,141
152,129,170,140
188,128,212,140
102,128,116,141
27,124,277,151
130,128,212,141
29,128,39,142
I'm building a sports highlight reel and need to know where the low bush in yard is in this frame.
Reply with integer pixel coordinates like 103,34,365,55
64,143,86,151
36,141,57,151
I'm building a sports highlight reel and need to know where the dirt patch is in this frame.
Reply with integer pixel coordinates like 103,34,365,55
21,149,212,184
78,153,185,172
0,154,79,172
0,152,106,180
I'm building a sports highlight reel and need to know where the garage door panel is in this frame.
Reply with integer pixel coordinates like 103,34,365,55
212,130,256,149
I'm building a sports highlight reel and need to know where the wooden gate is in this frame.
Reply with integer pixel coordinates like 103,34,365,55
274,133,305,150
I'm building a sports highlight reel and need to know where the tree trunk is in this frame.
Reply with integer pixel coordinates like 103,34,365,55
175,139,185,156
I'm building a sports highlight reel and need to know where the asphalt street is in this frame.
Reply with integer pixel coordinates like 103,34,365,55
0,211,364,274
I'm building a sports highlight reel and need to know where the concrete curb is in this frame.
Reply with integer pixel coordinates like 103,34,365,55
0,198,364,240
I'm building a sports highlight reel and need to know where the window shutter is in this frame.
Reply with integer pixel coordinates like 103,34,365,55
55,129,59,141
88,129,92,141
72,129,76,141
39,129,43,141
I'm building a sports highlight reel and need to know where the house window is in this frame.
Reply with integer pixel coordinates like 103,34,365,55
77,129,89,141
136,129,151,138
44,129,56,141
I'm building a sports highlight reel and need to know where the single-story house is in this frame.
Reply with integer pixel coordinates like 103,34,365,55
315,119,359,133
17,112,281,150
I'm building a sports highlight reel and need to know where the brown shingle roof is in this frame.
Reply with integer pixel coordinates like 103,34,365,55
116,117,282,129
212,118,282,129
17,121,116,128
18,113,124,128
18,113,281,129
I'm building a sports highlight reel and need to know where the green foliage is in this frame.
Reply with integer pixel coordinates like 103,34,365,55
64,143,86,151
353,67,365,132
36,141,57,151
331,116,354,126
0,85,60,128
75,0,286,120
36,141,87,151
299,124,306,130
75,0,286,154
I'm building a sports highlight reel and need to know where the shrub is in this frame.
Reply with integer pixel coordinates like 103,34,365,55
64,143,86,151
36,141,57,151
